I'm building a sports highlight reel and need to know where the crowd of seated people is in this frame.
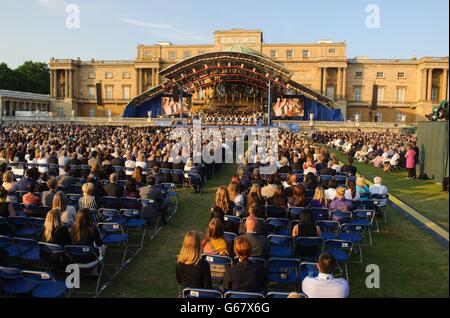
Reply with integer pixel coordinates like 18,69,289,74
0,123,226,296
176,135,393,298
197,110,265,126
313,130,419,177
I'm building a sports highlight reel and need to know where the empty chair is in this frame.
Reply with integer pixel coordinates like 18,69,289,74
266,218,290,236
102,196,121,210
288,207,307,220
268,235,293,258
266,258,301,290
265,206,287,219
294,237,323,261
0,267,37,296
322,240,353,281
120,197,140,210
22,270,68,298
338,224,366,263
99,209,126,225
311,208,330,223
316,221,340,240
202,254,233,287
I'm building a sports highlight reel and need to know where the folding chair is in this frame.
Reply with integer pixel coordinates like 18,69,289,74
370,194,389,223
224,232,237,245
202,254,233,288
311,208,330,223
22,270,68,298
0,266,37,296
223,215,241,235
13,237,40,262
159,169,172,183
224,291,265,298
186,173,203,194
67,194,82,210
268,235,293,258
120,197,141,210
298,262,319,292
140,199,163,240
294,237,323,261
316,220,340,240
267,258,301,291
266,218,290,236
338,224,366,264
182,288,222,298
330,210,352,224
9,216,42,238
102,196,121,210
320,175,334,184
288,207,307,220
0,216,15,236
334,175,348,187
38,242,68,271
64,245,105,297
322,240,353,281
0,235,21,258
265,206,287,219
121,209,147,248
171,169,185,186
97,223,129,266
352,210,376,245
98,209,126,225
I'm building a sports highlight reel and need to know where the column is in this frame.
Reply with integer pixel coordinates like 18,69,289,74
342,68,347,100
442,69,448,101
421,69,427,101
337,68,342,99
50,71,53,97
151,68,156,87
155,68,160,85
319,68,323,94
68,69,73,98
53,70,58,98
322,68,328,95
427,68,433,101
64,70,69,99
136,69,141,95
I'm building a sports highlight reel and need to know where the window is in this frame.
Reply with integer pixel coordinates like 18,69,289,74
377,86,385,102
302,50,310,58
122,86,130,99
88,72,95,79
286,50,294,59
376,72,384,79
105,85,113,100
355,71,364,78
431,87,439,102
168,51,177,60
398,72,406,79
183,51,192,60
122,72,131,79
326,86,335,99
396,87,406,102
354,112,362,122
396,112,405,123
374,112,383,123
105,72,113,79
328,48,336,54
88,86,95,100
270,50,278,59
354,86,362,102
144,50,153,57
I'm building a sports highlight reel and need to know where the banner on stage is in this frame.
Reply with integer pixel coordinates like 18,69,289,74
273,96,304,118
162,96,191,116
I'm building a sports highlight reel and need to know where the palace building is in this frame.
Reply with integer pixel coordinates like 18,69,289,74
48,29,448,123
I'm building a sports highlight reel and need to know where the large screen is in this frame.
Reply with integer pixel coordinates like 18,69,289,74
162,96,190,116
273,96,304,118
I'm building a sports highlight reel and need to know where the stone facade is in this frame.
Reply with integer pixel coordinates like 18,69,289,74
49,29,449,122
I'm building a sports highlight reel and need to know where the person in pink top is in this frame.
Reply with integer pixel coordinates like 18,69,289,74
405,144,417,179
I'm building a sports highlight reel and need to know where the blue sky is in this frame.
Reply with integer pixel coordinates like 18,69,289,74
0,0,448,67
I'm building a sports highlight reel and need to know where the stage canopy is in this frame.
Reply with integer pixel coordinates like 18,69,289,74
123,46,343,121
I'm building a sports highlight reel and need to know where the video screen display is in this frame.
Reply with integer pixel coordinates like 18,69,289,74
162,96,190,116
273,96,304,118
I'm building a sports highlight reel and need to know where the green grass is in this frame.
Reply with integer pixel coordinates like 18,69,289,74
322,146,449,231
100,157,449,298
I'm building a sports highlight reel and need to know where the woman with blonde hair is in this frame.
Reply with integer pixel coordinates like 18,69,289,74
248,183,263,202
356,176,370,195
41,208,71,246
2,171,16,192
214,186,235,216
52,191,77,225
310,186,327,208
202,218,229,256
176,231,212,290
78,183,98,211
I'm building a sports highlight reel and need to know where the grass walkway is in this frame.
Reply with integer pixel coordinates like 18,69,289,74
322,145,449,231
101,158,449,298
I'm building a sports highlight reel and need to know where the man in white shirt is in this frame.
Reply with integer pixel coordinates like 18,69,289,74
369,177,389,206
302,253,349,298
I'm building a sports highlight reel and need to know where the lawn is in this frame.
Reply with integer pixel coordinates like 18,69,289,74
101,157,449,298
322,145,449,231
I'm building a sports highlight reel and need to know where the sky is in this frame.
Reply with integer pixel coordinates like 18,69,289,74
0,0,448,68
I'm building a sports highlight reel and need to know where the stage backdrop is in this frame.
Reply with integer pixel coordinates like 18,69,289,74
123,94,343,121
416,121,449,183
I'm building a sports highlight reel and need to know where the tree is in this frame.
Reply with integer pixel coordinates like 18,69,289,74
0,61,50,94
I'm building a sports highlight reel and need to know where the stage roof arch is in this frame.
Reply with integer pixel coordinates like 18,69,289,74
125,48,336,110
